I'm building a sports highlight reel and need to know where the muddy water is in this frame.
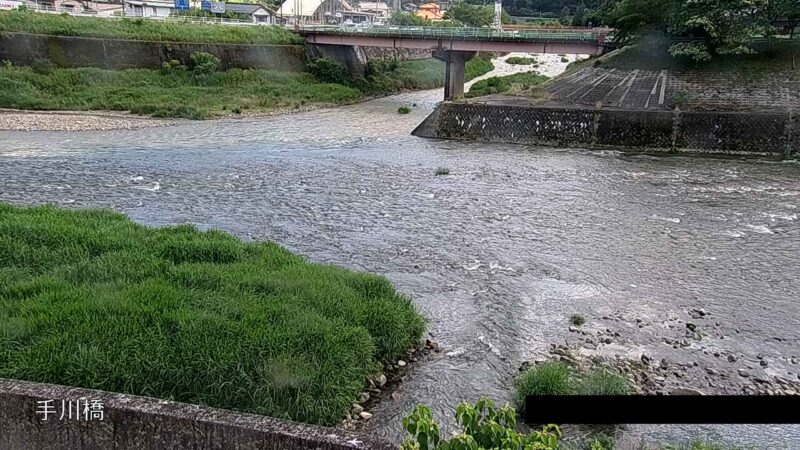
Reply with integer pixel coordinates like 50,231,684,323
1,62,800,448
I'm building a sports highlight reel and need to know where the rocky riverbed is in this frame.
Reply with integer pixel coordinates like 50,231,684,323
0,109,179,132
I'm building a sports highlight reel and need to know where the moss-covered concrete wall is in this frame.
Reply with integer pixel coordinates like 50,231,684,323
0,32,306,71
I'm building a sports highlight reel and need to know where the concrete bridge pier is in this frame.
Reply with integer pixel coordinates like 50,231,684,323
433,50,476,101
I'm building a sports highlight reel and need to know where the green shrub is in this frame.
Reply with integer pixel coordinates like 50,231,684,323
570,313,586,326
561,57,570,63
0,203,426,425
189,51,219,74
434,167,450,176
307,57,350,85
578,369,631,395
30,58,54,75
398,106,411,114
506,56,537,65
160,59,186,75
400,398,562,450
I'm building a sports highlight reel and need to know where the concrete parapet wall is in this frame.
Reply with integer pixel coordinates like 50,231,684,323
0,378,394,450
413,102,798,156
0,32,306,71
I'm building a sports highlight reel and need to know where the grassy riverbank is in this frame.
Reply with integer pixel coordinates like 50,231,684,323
0,10,301,44
0,56,495,119
466,71,549,97
0,203,425,425
0,65,364,119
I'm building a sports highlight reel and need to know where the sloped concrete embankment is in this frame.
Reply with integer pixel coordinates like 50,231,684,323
0,378,393,450
413,102,800,157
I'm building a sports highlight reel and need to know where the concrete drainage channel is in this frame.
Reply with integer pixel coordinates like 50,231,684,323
0,378,394,450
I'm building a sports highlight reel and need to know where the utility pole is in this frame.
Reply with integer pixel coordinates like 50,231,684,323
493,0,502,29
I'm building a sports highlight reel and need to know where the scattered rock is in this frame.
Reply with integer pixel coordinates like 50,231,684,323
739,369,750,378
397,360,407,367
569,326,579,333
686,323,698,332
376,373,387,387
357,392,370,403
391,391,401,401
641,354,651,365
672,388,704,396
728,355,737,363
689,308,707,319
351,404,364,414
760,360,769,368
359,411,373,420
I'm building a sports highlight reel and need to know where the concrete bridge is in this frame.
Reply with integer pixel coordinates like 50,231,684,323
300,25,608,100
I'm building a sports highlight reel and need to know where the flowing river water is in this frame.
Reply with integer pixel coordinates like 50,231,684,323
1,56,800,448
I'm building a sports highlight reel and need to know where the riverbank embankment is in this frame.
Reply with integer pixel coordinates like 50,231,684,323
417,44,800,156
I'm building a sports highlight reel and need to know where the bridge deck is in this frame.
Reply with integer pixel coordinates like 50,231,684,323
299,25,601,44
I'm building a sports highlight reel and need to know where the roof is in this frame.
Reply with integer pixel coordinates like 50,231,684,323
224,2,271,14
276,0,352,17
125,0,175,7
356,1,388,11
415,8,442,20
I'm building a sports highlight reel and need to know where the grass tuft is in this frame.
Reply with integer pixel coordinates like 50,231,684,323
570,314,586,326
0,203,425,426
506,56,537,65
434,167,451,175
578,369,632,395
513,361,573,411
398,106,411,114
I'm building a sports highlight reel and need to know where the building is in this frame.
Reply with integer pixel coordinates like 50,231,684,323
276,0,375,24
224,3,275,23
355,1,389,20
415,2,443,21
124,0,173,16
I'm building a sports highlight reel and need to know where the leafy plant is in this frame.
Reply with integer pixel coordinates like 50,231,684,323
160,59,186,75
189,51,219,84
398,106,411,114
401,398,562,450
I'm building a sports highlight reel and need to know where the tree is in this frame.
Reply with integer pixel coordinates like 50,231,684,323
445,2,511,26
667,0,773,61
771,0,800,38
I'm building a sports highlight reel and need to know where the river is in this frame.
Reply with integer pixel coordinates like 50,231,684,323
1,57,800,449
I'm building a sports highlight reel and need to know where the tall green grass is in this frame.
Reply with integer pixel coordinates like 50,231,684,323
0,65,364,118
0,10,302,44
0,203,425,425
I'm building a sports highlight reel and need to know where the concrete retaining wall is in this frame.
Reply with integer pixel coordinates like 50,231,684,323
0,378,394,450
413,102,798,156
0,32,306,71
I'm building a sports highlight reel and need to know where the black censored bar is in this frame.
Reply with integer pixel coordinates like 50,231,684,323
524,395,800,424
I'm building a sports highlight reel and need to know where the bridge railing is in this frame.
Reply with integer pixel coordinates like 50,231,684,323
299,25,601,42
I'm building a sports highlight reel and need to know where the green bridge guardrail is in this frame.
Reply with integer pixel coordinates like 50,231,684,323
299,25,601,43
